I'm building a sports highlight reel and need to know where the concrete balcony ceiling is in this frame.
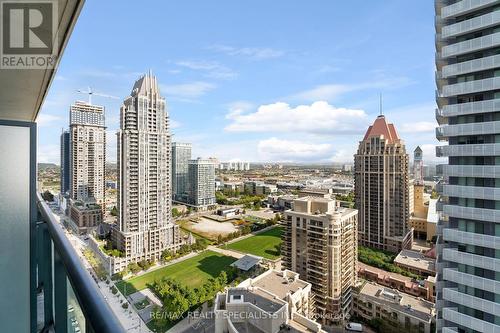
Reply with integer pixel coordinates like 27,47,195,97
0,0,84,122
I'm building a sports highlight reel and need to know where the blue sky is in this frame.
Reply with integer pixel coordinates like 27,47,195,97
38,0,441,164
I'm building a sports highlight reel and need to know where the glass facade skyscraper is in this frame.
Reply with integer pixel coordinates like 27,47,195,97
435,1,500,332
172,142,192,202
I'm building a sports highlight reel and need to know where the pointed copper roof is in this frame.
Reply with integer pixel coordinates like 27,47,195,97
362,115,400,144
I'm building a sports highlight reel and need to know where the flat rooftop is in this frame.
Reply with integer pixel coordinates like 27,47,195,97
427,199,438,224
358,282,434,322
231,254,262,271
227,289,285,314
394,250,435,273
251,270,309,300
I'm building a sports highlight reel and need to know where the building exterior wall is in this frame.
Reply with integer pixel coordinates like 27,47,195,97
172,142,191,202
355,115,412,253
187,158,216,209
68,201,102,234
352,283,434,333
60,130,70,195
113,73,181,267
69,101,106,208
435,1,500,332
282,197,358,324
410,184,430,239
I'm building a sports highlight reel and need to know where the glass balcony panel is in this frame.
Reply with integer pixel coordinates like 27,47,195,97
443,267,500,294
437,164,500,177
442,54,500,78
443,204,500,223
443,228,500,249
442,77,500,97
442,10,500,38
442,183,500,200
441,0,499,19
436,143,500,157
437,120,500,137
441,32,500,58
443,288,500,316
440,98,500,117
68,278,86,333
444,310,492,333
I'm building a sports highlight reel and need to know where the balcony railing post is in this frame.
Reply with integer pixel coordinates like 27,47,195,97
37,222,54,327
54,249,68,332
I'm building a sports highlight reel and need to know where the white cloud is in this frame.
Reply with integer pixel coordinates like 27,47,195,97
291,76,414,102
160,81,216,99
225,101,368,135
175,60,237,80
401,121,436,133
292,84,353,101
37,144,60,164
170,120,181,129
419,144,446,163
37,114,62,127
208,44,284,60
257,138,333,162
225,101,254,120
106,130,117,163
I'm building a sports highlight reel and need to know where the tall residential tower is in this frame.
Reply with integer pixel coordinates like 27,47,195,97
69,101,106,206
354,115,412,253
435,1,500,332
172,142,192,202
113,72,180,266
60,129,70,195
282,196,358,324
187,157,216,210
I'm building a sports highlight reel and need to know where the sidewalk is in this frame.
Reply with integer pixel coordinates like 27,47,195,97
207,245,245,259
128,250,200,279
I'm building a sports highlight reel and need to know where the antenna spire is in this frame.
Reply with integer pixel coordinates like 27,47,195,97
379,93,383,116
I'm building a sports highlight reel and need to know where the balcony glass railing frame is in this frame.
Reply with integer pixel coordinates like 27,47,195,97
36,194,124,333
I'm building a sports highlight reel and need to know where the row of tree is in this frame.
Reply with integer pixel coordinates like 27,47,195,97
160,238,210,262
148,271,234,329
358,246,423,280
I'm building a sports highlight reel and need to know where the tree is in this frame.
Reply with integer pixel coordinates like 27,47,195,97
172,207,182,218
128,262,141,274
110,206,118,216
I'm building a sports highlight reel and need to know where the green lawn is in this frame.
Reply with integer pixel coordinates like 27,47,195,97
116,250,237,296
225,226,282,259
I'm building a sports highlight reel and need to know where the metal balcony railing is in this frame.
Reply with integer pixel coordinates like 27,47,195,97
442,10,500,38
441,32,500,58
441,0,499,19
36,193,125,333
442,54,500,78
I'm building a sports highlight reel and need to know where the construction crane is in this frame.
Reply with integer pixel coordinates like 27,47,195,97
76,87,119,105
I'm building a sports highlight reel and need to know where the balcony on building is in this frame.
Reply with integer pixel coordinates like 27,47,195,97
0,0,125,332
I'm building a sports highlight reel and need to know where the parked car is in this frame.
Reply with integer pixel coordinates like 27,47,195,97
345,322,363,332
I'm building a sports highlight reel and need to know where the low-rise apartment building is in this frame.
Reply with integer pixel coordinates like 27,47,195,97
244,181,277,196
353,281,435,333
394,250,436,278
68,200,102,234
214,269,324,333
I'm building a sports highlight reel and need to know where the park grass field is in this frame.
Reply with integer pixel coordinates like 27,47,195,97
225,226,282,259
115,250,237,296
